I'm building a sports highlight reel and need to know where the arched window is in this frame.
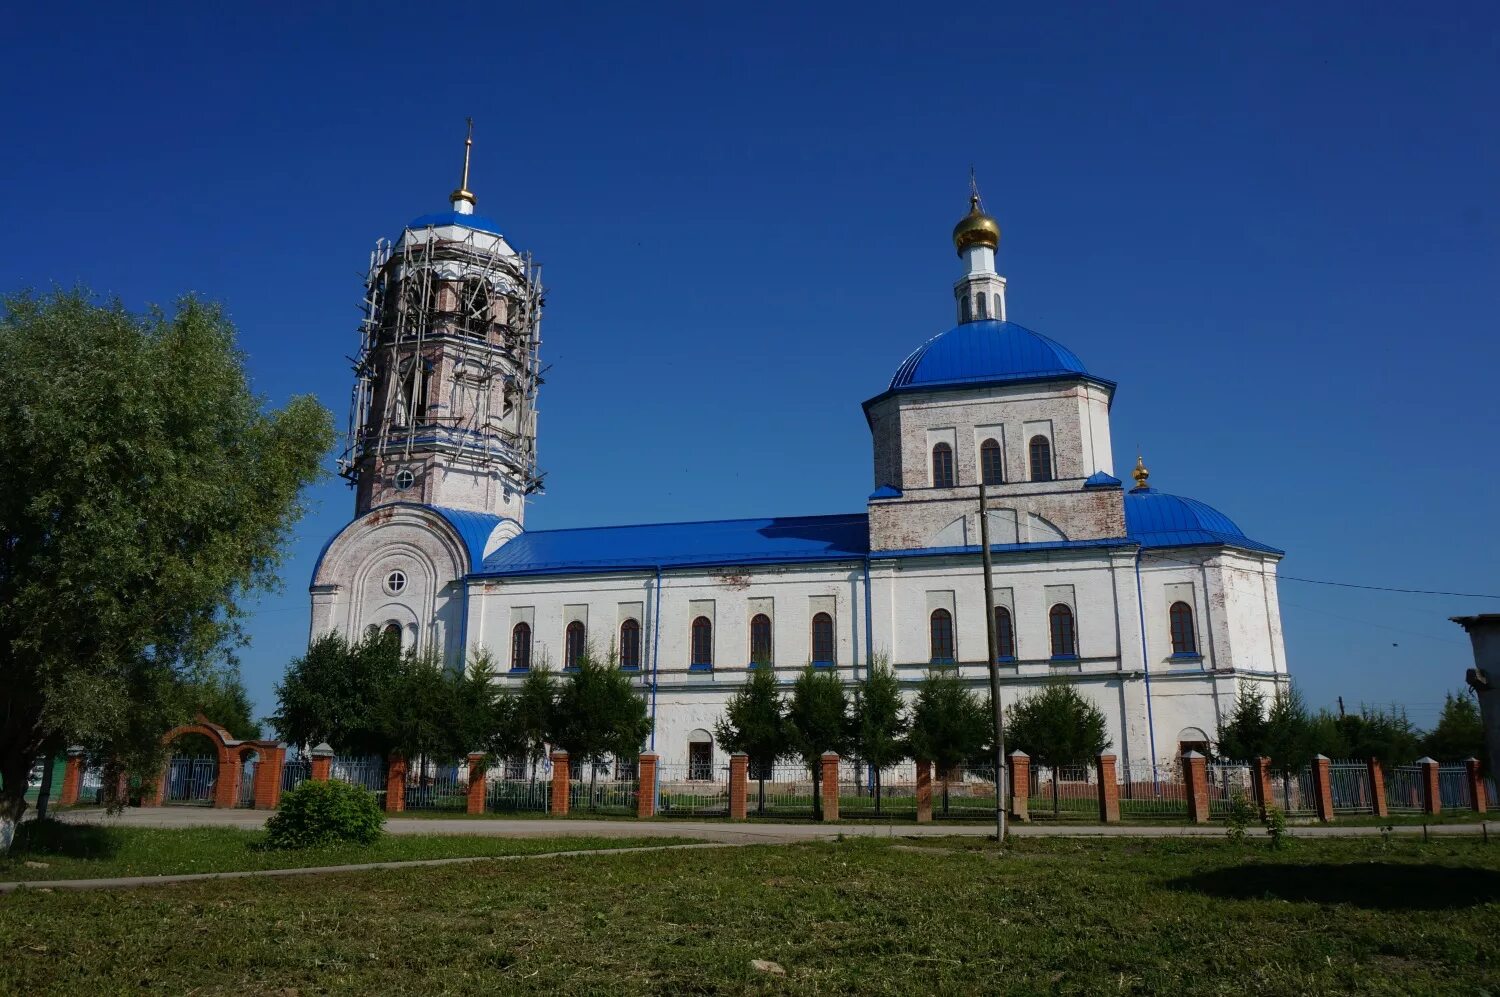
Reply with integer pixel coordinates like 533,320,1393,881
932,442,955,488
565,620,586,670
929,608,955,663
691,616,713,669
994,605,1015,660
1049,604,1076,658
1029,435,1053,482
960,296,972,322
619,619,641,670
994,293,1003,319
1169,602,1197,656
381,622,402,645
750,613,773,667
511,622,532,672
980,438,1004,485
811,612,835,666
975,294,988,319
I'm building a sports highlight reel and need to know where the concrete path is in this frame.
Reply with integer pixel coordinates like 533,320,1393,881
56,807,1493,842
0,842,735,894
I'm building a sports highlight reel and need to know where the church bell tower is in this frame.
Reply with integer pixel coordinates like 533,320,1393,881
339,121,543,523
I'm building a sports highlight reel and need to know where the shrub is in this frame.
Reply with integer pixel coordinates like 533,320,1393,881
264,780,385,849
1225,791,1256,843
1263,806,1288,850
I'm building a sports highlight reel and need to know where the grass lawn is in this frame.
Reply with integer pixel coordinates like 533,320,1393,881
0,821,701,883
3,835,1498,994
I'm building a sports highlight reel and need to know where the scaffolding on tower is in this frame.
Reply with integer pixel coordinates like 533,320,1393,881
339,218,544,496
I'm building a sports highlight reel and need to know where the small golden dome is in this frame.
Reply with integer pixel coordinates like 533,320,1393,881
1132,454,1150,490
952,194,1000,255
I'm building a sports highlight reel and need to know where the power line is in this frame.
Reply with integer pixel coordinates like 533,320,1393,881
1276,574,1500,600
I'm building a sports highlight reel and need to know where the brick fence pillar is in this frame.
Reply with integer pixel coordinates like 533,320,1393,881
915,759,933,823
466,752,487,815
385,754,407,813
1096,754,1120,823
214,752,241,809
253,744,286,810
820,753,840,822
1008,750,1030,822
1418,756,1441,815
1367,757,1389,817
59,750,85,806
1311,754,1335,822
1465,757,1487,813
637,753,659,819
310,742,334,782
1183,751,1210,824
550,750,570,816
728,753,748,820
1251,757,1274,818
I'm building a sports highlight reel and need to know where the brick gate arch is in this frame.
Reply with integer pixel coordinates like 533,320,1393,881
149,714,287,809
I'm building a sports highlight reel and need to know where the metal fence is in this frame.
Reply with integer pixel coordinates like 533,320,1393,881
657,762,730,817
333,756,387,794
163,756,217,805
747,765,821,819
1029,765,1096,821
568,762,639,816
839,763,919,819
1117,763,1188,820
238,757,258,807
281,756,312,793
1437,764,1472,812
933,766,999,820
403,759,467,812
1271,767,1318,818
1206,760,1255,818
1328,760,1374,815
1385,765,1425,814
486,777,550,813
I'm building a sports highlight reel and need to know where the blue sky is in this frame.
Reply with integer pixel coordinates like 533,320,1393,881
4,4,1496,729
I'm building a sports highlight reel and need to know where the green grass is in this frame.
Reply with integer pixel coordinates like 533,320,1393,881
0,821,701,883
3,834,1498,993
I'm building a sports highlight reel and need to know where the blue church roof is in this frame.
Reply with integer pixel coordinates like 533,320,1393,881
1124,488,1282,555
309,503,516,585
476,513,870,577
405,210,505,236
886,320,1096,392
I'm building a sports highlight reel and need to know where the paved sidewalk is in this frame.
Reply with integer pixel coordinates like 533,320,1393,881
56,807,1492,842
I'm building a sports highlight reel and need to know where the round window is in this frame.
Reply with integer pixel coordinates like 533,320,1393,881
385,570,407,595
394,469,415,490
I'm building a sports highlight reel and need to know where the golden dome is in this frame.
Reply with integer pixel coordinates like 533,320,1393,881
952,194,1000,255
1132,454,1150,490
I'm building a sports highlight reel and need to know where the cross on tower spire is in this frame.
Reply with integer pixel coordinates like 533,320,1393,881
451,118,476,213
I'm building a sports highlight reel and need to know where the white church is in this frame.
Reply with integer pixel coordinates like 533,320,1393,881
310,137,1290,776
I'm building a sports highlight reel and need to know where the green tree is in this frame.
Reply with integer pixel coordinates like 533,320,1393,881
1262,686,1316,775
514,661,559,781
272,631,403,755
1423,691,1485,764
0,289,332,849
178,667,262,740
1329,706,1421,764
551,650,653,804
1006,682,1111,817
848,657,909,814
374,648,470,764
784,666,849,819
713,665,789,814
1216,685,1270,760
908,669,991,776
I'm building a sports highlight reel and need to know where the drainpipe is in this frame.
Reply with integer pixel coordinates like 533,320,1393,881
1134,551,1160,774
650,565,663,751
862,556,874,683
457,576,471,671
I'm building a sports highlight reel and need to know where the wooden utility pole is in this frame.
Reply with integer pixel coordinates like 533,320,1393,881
979,479,1008,844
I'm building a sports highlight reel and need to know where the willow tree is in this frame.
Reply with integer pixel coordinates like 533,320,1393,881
0,289,332,849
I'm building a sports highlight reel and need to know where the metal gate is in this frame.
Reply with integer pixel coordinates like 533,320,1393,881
164,756,217,805
237,756,258,807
